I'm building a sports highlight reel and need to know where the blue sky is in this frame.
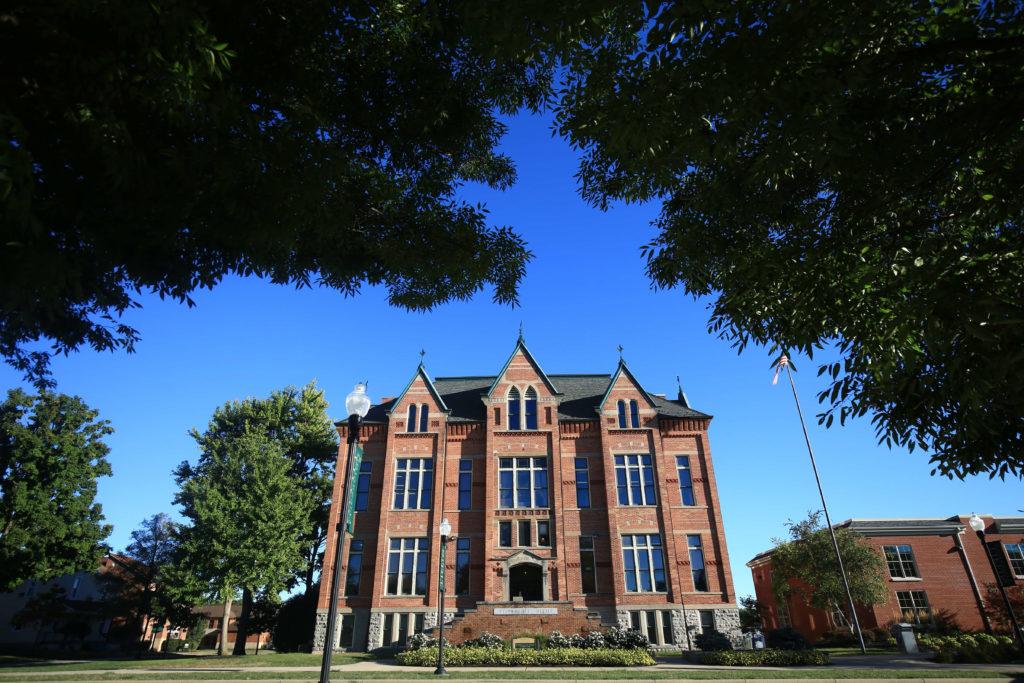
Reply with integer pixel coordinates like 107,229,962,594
2,113,1019,601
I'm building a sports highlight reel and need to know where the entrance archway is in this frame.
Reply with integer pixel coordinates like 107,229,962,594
508,563,543,601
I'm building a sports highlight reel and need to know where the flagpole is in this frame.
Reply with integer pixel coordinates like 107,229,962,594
779,357,867,654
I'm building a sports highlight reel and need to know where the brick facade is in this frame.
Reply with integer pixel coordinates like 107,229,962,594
314,339,740,651
747,515,1024,642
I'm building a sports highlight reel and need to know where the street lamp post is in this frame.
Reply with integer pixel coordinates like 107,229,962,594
435,518,453,676
968,515,1024,650
319,383,372,683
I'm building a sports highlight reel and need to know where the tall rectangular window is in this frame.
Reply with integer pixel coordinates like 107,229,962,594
622,534,666,592
499,521,512,547
518,520,532,547
457,460,473,510
524,388,538,430
883,544,920,579
383,614,394,644
675,456,695,506
580,536,597,594
897,591,932,625
537,521,551,547
615,455,656,506
354,461,372,511
455,538,471,595
397,612,409,645
1004,543,1024,576
386,538,428,595
498,457,549,508
575,458,591,508
344,539,364,596
688,534,709,592
339,614,354,648
645,611,657,643
414,613,425,634
393,458,433,510
660,610,674,645
699,610,714,632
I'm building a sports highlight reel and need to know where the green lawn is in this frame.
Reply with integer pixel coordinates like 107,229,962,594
5,669,1020,681
0,651,370,671
818,647,899,656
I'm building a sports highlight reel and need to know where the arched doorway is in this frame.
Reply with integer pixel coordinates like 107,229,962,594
508,563,543,601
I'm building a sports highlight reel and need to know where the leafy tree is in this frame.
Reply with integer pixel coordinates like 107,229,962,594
246,592,281,655
115,514,181,646
739,596,764,632
770,512,888,627
172,430,313,655
189,383,337,596
1,0,541,386
271,587,318,653
0,389,112,590
552,0,1024,479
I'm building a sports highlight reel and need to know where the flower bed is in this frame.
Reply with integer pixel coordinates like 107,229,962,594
918,633,1020,664
699,649,830,666
396,646,656,667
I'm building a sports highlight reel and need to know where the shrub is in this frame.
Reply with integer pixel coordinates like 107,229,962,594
602,626,649,649
695,629,732,652
816,627,857,647
918,633,1019,664
701,649,830,666
462,631,504,649
407,633,450,651
766,626,809,650
161,638,188,653
397,646,656,667
547,631,571,648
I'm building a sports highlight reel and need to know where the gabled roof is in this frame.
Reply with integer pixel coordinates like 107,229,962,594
386,364,450,415
597,359,658,411
486,337,561,398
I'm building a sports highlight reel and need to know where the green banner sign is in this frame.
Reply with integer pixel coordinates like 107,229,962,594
438,541,447,591
344,444,364,534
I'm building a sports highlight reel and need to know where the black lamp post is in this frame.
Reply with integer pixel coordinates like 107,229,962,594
968,514,1024,650
434,517,453,676
319,383,371,683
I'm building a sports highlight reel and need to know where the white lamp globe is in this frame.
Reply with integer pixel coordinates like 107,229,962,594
345,383,371,418
440,518,452,537
968,514,985,533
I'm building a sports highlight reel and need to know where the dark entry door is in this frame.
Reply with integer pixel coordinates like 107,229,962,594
509,564,543,601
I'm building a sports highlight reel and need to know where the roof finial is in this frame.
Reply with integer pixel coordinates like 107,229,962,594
418,348,426,366
518,322,524,342
617,344,624,361
676,374,690,408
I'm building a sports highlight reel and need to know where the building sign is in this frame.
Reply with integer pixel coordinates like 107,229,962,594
494,607,558,615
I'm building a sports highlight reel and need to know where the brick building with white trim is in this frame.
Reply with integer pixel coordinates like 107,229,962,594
313,337,740,651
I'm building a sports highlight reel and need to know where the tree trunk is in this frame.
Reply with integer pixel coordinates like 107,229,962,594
232,587,252,656
254,632,261,655
218,594,232,656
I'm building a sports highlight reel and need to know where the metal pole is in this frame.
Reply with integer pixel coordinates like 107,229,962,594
783,362,867,654
434,536,448,676
319,415,360,683
975,529,1024,650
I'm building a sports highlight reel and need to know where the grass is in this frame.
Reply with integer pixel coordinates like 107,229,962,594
0,651,371,672
3,669,1020,681
817,647,898,656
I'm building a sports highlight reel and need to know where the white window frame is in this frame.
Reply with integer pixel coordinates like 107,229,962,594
393,458,433,510
1005,543,1024,577
883,544,920,579
386,537,428,596
896,590,932,625
614,454,657,506
622,533,666,593
498,456,549,509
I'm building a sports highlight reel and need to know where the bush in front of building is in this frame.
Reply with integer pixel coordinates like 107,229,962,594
397,646,656,667
701,649,830,666
547,628,650,650
766,626,810,650
918,633,1020,664
695,629,732,651
161,638,188,653
406,633,452,651
462,631,505,649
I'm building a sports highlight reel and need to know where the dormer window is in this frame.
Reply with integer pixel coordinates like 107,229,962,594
407,404,416,432
508,387,521,430
419,404,429,432
524,387,538,430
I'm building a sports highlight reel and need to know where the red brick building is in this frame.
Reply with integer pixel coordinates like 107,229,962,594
748,515,1024,642
314,338,740,651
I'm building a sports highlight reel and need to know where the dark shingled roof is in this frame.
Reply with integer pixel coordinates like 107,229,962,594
357,374,710,424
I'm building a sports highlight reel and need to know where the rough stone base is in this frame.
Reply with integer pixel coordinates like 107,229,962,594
312,610,329,653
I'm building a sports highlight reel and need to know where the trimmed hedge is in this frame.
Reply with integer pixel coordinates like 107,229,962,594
396,646,656,667
700,649,830,666
918,633,1020,664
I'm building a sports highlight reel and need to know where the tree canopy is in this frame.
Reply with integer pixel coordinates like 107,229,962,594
188,383,337,595
550,0,1024,478
770,512,888,624
1,0,542,385
0,389,112,590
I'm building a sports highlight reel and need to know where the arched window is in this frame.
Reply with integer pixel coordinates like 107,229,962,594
617,400,627,428
508,387,521,431
524,387,538,430
419,404,429,432
407,404,417,432
629,400,640,428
